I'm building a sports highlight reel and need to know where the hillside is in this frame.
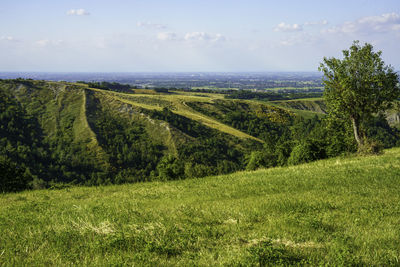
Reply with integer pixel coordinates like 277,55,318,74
1,79,400,191
271,98,400,129
0,79,296,188
1,147,400,265
270,98,327,119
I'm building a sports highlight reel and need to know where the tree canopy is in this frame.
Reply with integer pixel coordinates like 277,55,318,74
319,41,400,150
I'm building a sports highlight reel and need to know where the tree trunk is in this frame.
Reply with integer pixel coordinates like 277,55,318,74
351,116,363,147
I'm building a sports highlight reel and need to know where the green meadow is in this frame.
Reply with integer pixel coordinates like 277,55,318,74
1,147,400,266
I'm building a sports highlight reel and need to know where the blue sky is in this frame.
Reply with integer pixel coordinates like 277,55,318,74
1,0,399,72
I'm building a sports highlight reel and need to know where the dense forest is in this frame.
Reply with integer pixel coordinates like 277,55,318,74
1,79,399,192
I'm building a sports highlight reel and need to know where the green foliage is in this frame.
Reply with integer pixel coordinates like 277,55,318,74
189,98,398,170
272,99,327,114
0,90,46,191
188,100,291,144
87,81,132,93
1,78,399,191
148,107,246,178
319,41,400,150
156,155,184,180
322,117,357,157
153,87,170,93
179,136,244,177
363,113,400,148
225,90,323,101
245,151,265,171
149,107,210,138
245,144,280,171
357,139,384,155
0,155,32,192
91,107,165,183
287,139,326,166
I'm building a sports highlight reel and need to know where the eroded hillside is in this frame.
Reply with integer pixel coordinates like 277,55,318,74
1,79,294,186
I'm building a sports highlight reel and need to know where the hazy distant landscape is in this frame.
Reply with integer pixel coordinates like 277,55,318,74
0,72,324,91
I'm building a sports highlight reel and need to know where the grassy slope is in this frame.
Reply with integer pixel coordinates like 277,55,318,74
1,147,400,265
14,82,109,167
269,98,326,119
90,88,263,142
271,98,400,128
86,89,180,156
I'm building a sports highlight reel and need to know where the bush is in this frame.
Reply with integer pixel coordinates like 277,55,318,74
275,140,294,166
287,139,326,166
0,156,32,192
156,155,184,181
246,151,265,171
357,140,383,155
184,163,211,178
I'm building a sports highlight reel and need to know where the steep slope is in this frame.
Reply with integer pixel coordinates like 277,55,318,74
91,88,262,141
0,79,268,187
272,98,400,129
269,98,327,120
0,80,110,184
185,99,294,144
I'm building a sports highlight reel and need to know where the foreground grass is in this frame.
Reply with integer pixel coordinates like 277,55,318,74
1,148,400,266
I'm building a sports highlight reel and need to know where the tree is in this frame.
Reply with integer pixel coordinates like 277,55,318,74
319,41,400,150
0,155,32,192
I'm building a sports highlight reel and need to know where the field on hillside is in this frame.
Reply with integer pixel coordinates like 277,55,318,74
99,88,261,141
1,147,400,266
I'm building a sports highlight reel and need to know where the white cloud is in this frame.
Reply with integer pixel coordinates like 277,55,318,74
304,20,328,26
35,39,64,47
184,32,226,42
274,22,303,32
137,21,167,30
155,31,226,44
0,36,17,42
35,39,49,46
157,32,177,41
278,32,319,47
325,13,400,34
67,9,90,16
279,40,292,46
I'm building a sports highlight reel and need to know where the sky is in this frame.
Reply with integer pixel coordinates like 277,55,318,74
1,0,400,72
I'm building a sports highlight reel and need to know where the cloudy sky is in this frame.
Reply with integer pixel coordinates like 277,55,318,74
1,0,399,72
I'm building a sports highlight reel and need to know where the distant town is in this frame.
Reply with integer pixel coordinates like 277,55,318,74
0,72,323,92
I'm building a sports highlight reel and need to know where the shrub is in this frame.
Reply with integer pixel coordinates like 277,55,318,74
184,163,211,178
0,156,32,192
246,151,265,171
287,139,326,166
357,140,383,155
156,155,184,181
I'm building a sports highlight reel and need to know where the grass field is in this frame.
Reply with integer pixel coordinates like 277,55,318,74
1,147,400,265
